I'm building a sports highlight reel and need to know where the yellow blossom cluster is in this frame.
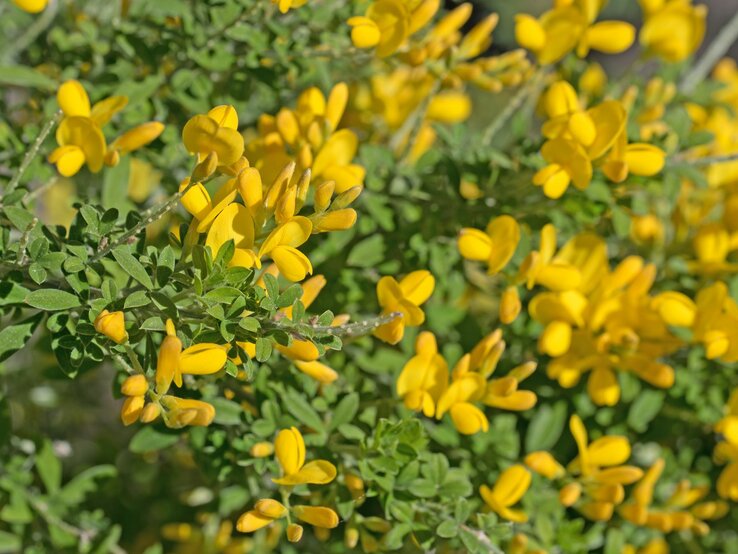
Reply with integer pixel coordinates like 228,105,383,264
533,80,665,199
180,104,361,282
95,314,226,428
237,427,339,543
397,330,537,435
49,80,164,177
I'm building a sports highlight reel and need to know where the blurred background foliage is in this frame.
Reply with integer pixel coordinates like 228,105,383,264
2,0,738,553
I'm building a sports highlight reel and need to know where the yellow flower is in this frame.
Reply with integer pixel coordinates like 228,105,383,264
236,499,288,532
639,0,706,62
291,505,340,528
94,309,128,344
525,451,565,479
12,0,48,13
160,396,216,427
479,465,531,522
272,0,307,13
272,427,337,485
49,80,163,177
155,319,227,394
515,1,635,64
499,286,522,324
348,0,439,58
457,215,520,275
182,105,244,167
373,270,435,344
396,331,449,416
250,442,275,458
286,523,304,542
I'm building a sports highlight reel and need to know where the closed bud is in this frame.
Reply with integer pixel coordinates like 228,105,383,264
332,185,363,209
499,286,521,324
250,441,274,458
525,451,564,479
121,395,144,426
344,526,359,548
140,402,161,423
287,523,303,543
314,209,357,232
121,374,148,396
314,180,335,212
344,472,364,493
295,169,312,210
254,499,287,519
559,482,582,507
292,505,339,529
179,178,212,221
94,310,128,344
192,151,219,182
104,149,120,167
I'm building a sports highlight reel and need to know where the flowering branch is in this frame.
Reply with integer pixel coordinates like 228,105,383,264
0,110,62,204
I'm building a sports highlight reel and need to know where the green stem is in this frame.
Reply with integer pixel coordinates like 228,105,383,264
681,9,738,93
1,110,62,203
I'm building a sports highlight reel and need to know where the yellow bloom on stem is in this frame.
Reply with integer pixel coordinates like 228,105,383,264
396,332,448,416
291,505,340,529
12,0,48,13
182,105,244,167
515,1,634,64
480,465,531,522
94,309,128,344
236,499,288,533
373,270,435,344
272,427,337,485
272,0,307,13
518,224,583,291
160,396,216,427
457,215,520,275
639,0,706,62
499,286,522,324
525,451,565,479
49,80,163,176
155,319,227,394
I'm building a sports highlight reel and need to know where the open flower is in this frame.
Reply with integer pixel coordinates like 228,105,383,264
639,0,706,62
155,319,228,395
480,465,531,522
182,105,244,168
373,270,435,344
272,427,337,485
458,215,520,275
49,80,163,177
396,331,448,416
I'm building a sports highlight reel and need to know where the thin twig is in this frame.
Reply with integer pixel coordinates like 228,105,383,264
668,151,738,167
481,69,548,147
90,179,196,262
1,110,62,203
265,311,402,338
681,9,738,93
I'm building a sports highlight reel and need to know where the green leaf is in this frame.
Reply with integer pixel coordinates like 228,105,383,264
331,393,359,430
347,235,385,267
25,289,81,311
211,398,243,425
0,530,21,554
124,290,151,309
276,284,302,308
255,337,272,362
525,400,567,452
0,66,56,89
627,390,665,433
0,281,31,307
112,246,154,289
129,427,180,453
57,465,116,505
0,313,43,362
436,520,458,539
36,440,62,494
284,389,324,432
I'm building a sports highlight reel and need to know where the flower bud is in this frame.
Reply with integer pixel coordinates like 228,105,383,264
314,209,357,232
287,523,303,543
140,402,161,423
254,499,287,519
121,374,148,396
292,505,339,529
524,451,564,479
94,310,128,344
250,441,274,458
344,526,359,548
179,178,212,221
104,149,120,168
331,185,363,209
314,180,335,212
191,151,219,182
499,286,521,324
559,482,582,507
121,395,144,426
